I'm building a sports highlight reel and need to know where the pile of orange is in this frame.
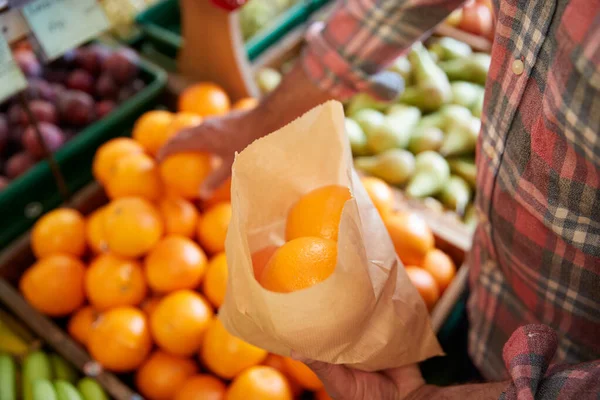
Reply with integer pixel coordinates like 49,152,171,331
19,82,325,400
361,176,457,311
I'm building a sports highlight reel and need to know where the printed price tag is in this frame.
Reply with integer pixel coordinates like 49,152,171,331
0,8,30,42
22,0,109,60
0,33,27,102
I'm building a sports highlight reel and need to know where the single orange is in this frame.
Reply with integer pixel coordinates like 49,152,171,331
203,177,232,209
175,375,227,400
259,237,337,293
145,235,207,293
132,110,176,156
31,208,86,259
282,358,323,391
67,306,99,346
405,266,440,311
315,389,332,400
105,153,162,201
196,203,232,254
135,350,199,400
103,197,164,258
383,211,435,266
232,97,259,111
251,246,279,280
140,296,163,319
159,153,213,200
158,195,199,238
226,366,292,400
422,249,456,293
262,354,303,397
162,113,204,144
92,138,144,184
179,83,231,117
202,253,228,308
151,290,214,356
20,254,85,317
200,318,267,380
85,253,147,311
360,176,395,216
86,207,108,254
285,185,351,241
88,307,152,372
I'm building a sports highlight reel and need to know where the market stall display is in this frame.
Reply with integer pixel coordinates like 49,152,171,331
0,42,167,248
0,81,470,399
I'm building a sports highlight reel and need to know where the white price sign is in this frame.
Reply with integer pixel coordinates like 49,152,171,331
0,34,27,103
22,0,110,60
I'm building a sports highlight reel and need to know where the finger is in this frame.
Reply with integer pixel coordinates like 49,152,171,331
383,364,425,398
157,126,216,161
199,157,233,200
291,352,357,399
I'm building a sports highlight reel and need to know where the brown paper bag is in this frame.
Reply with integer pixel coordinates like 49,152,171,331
219,101,443,371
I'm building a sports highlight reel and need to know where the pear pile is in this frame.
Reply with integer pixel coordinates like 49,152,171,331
347,37,489,229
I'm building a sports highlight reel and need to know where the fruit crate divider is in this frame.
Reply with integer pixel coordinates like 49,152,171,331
177,0,258,100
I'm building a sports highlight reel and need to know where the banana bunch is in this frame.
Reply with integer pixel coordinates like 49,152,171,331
1,350,109,400
0,309,39,357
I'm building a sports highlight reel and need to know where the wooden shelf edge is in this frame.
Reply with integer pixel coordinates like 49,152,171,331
434,24,493,53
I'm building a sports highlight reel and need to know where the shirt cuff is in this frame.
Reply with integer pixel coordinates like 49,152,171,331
301,21,405,101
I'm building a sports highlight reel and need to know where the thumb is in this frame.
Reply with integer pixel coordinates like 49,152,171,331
157,125,217,161
199,156,233,200
291,351,357,398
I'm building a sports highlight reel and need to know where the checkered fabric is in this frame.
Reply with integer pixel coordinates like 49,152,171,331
302,0,600,395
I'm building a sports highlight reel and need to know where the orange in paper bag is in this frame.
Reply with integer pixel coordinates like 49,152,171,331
259,237,337,293
219,101,442,371
285,185,351,241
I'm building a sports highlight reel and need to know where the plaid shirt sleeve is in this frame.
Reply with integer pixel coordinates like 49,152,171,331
301,0,464,100
500,325,600,400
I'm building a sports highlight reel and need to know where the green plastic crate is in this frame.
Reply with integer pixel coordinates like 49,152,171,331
0,56,167,249
135,0,330,61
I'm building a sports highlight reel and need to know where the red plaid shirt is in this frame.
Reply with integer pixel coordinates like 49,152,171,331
302,0,600,397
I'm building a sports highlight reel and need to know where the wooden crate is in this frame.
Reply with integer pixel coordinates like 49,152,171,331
0,180,470,399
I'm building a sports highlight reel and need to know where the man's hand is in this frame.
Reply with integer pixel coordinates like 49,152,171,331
157,109,267,199
292,353,432,400
295,353,509,400
157,64,333,199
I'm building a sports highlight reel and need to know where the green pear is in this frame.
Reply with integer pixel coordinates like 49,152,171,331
463,204,478,233
439,52,491,85
354,149,416,185
405,151,450,198
351,109,385,137
408,125,444,154
346,93,391,116
439,116,481,156
255,68,282,93
400,43,452,112
345,118,369,156
439,175,472,215
429,37,472,61
451,81,485,109
367,105,421,153
448,156,477,188
388,56,412,84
